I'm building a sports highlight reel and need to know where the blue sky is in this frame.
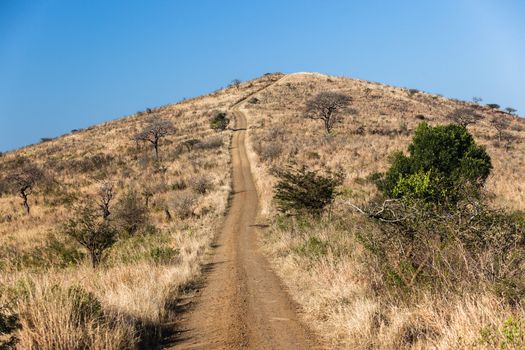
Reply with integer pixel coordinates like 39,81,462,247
1,0,524,151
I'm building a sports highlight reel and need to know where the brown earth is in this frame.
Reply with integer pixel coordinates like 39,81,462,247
163,89,320,349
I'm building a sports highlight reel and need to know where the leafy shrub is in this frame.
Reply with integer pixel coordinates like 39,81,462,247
0,301,20,349
357,196,525,301
210,112,229,131
378,123,492,203
67,286,103,326
274,166,343,216
149,246,179,264
114,190,149,235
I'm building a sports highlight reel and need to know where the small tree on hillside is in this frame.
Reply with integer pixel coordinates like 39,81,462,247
490,117,510,142
304,92,352,134
3,165,44,215
487,103,500,110
230,79,241,89
64,201,117,268
134,117,175,160
210,112,230,131
274,166,343,216
446,108,482,127
378,122,492,204
505,107,517,115
472,96,483,104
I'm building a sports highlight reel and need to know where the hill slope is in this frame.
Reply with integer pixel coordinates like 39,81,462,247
0,72,524,349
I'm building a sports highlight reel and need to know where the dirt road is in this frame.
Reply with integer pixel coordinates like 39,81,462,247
164,99,318,349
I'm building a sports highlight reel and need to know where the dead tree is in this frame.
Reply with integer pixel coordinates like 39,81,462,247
305,92,352,134
490,117,510,142
134,117,175,160
3,165,44,215
447,108,482,127
98,181,113,220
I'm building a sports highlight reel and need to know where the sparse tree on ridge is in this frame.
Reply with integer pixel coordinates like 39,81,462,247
304,91,352,134
230,79,241,89
134,117,175,160
447,108,482,127
472,96,483,104
505,107,517,115
490,117,510,142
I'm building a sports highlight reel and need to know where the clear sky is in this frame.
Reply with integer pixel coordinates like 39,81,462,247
1,0,524,151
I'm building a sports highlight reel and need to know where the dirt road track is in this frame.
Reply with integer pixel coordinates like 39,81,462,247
163,94,320,349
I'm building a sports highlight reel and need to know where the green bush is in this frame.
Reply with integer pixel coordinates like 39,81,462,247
209,112,229,131
274,166,343,216
0,302,20,349
379,122,492,203
357,196,525,301
67,286,103,326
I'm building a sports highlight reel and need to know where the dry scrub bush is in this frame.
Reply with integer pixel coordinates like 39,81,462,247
171,191,197,219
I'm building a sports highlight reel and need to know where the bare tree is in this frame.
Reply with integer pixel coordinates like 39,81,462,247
490,117,510,142
230,79,241,89
134,117,175,160
98,181,113,220
446,108,482,127
3,165,44,214
305,92,352,134
472,96,483,104
64,201,117,268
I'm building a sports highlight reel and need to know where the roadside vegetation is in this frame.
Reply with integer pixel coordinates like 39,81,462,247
0,73,283,349
243,73,525,349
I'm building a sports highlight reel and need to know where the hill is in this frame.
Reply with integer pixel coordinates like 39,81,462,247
0,72,524,349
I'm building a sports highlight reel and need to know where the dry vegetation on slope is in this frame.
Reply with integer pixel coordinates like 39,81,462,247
241,73,525,349
0,73,282,349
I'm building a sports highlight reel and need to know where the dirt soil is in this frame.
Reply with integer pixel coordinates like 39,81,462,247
163,89,321,349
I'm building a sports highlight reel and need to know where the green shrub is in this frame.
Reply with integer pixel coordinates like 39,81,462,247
274,166,343,216
67,286,103,326
357,196,525,301
209,112,229,131
379,122,491,203
149,246,179,264
0,301,20,349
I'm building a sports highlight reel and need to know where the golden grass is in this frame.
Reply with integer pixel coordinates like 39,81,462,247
0,73,283,348
242,72,525,349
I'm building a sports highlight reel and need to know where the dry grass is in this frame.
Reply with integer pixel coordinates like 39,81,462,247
242,72,525,349
0,73,283,348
